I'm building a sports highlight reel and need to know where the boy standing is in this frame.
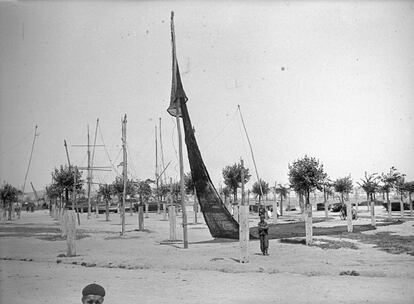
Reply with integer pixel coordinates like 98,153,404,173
258,214,269,255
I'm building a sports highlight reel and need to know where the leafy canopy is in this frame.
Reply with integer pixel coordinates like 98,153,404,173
288,155,327,194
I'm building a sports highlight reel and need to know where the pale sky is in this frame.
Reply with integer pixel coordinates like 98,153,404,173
1,1,413,193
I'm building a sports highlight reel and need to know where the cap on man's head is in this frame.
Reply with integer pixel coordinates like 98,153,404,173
82,283,105,297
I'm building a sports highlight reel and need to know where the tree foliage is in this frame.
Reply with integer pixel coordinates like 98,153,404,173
184,172,195,195
51,165,83,201
111,176,136,198
98,184,112,201
222,162,251,201
333,176,353,203
288,155,327,200
357,172,380,197
135,179,153,204
251,179,270,203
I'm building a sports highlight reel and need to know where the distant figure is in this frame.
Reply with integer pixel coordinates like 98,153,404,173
81,283,105,304
258,214,269,255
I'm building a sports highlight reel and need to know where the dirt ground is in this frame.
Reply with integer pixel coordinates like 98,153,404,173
1,207,413,304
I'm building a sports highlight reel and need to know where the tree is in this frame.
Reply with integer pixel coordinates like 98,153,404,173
98,184,112,221
220,186,231,205
288,155,327,245
275,184,289,216
381,167,403,218
184,172,195,195
111,176,136,222
135,179,152,205
403,181,414,216
394,174,406,217
334,176,354,232
0,183,21,221
322,178,333,218
51,165,83,207
333,176,353,204
357,172,380,226
222,162,251,203
251,179,270,205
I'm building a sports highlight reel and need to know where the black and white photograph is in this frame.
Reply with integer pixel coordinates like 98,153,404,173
1,1,413,303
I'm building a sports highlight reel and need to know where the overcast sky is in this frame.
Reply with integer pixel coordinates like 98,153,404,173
1,1,413,193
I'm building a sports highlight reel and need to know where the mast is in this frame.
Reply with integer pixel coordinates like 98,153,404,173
92,118,99,218
87,125,92,219
171,12,188,248
238,105,264,206
22,125,38,193
155,125,160,213
121,114,127,235
159,117,167,185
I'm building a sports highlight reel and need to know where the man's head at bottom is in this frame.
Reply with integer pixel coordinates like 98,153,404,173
82,283,105,304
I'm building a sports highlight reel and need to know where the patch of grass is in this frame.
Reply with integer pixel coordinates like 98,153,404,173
336,231,414,256
280,238,359,250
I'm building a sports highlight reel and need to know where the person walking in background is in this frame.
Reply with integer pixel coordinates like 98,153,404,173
258,214,269,255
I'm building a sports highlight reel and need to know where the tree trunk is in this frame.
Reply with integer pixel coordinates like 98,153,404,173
370,193,376,227
346,194,353,233
305,190,313,245
138,206,144,230
366,193,370,211
409,192,412,217
66,210,76,257
145,202,149,218
8,202,12,221
400,192,404,218
386,192,391,218
105,199,109,221
193,194,198,224
280,196,283,216
168,205,176,241
324,190,329,219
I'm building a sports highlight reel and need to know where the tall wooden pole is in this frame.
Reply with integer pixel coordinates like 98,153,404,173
22,125,38,193
87,125,92,219
92,118,99,218
64,140,71,168
273,181,277,224
121,114,127,236
155,125,160,214
73,167,80,225
176,99,188,249
238,105,264,208
159,117,167,185
239,158,249,263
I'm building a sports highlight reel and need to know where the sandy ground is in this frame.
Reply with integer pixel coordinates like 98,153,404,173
1,207,413,304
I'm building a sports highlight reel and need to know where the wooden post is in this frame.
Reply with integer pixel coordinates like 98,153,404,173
239,158,249,263
121,114,127,236
155,126,160,214
175,98,188,249
346,196,353,233
138,206,144,230
66,210,76,257
73,167,80,225
169,205,177,241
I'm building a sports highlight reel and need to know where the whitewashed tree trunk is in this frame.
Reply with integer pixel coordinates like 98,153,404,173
273,199,277,224
66,210,76,257
400,194,404,218
168,205,176,241
138,206,144,230
409,193,412,216
324,191,329,219
370,195,376,227
162,203,167,220
346,198,353,233
233,205,239,223
239,205,249,263
305,192,313,245
145,203,149,218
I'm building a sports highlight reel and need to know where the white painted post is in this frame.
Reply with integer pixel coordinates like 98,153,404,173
370,195,376,227
346,198,353,233
66,210,76,257
138,206,144,230
305,192,313,245
169,205,177,241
